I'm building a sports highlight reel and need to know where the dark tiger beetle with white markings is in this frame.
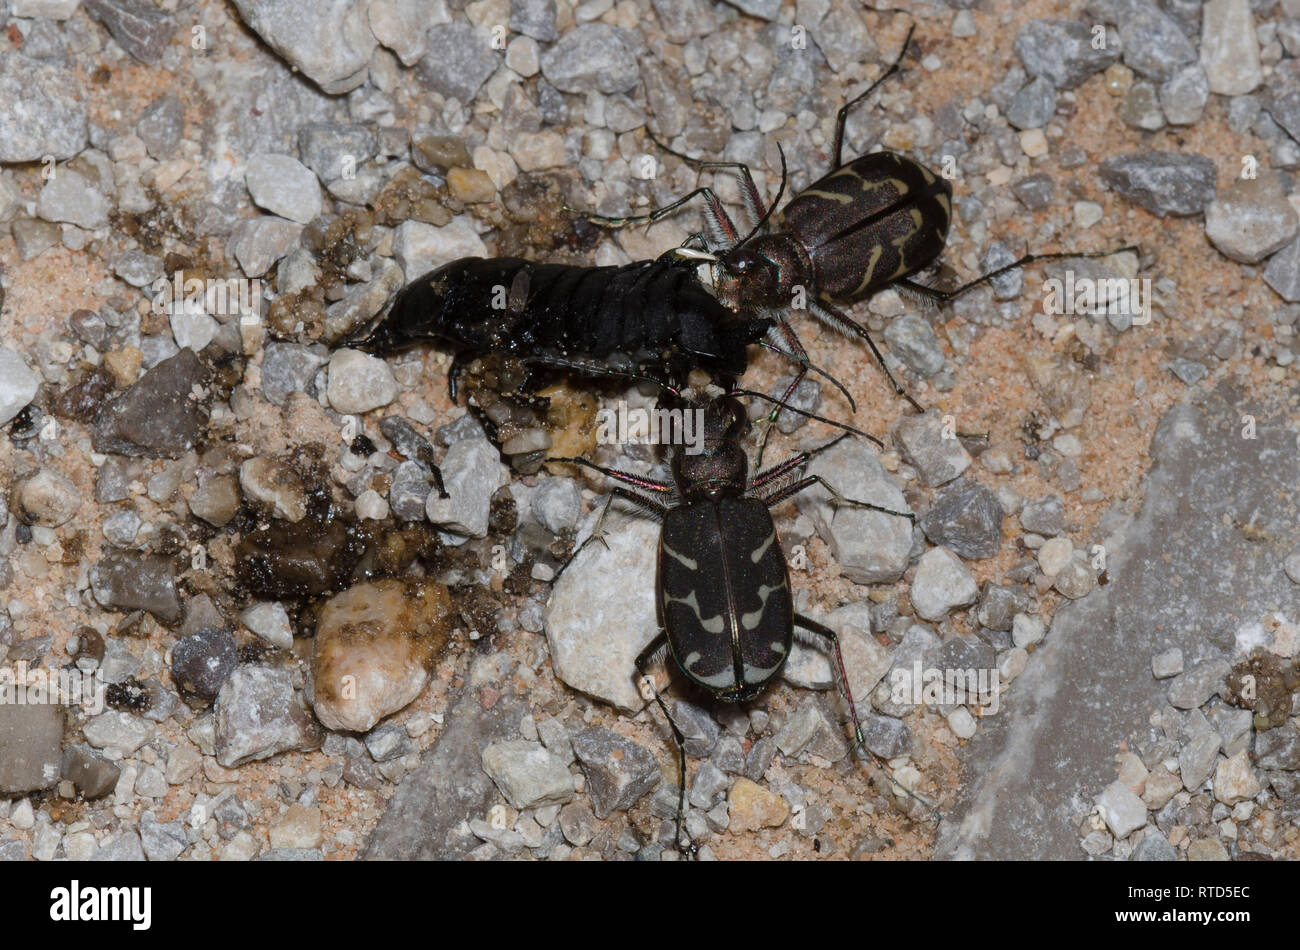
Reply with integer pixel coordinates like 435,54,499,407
581,23,1136,454
550,380,931,854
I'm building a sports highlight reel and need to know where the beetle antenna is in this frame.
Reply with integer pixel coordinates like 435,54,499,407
753,339,857,413
729,388,884,448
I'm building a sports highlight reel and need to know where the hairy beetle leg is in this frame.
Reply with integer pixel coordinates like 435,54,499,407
832,22,916,168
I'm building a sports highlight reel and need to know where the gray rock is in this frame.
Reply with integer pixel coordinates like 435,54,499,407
418,23,501,103
1166,658,1231,709
139,811,188,861
1264,236,1300,302
540,24,640,94
911,547,978,621
1200,0,1261,96
688,760,729,809
724,0,780,19
214,666,322,767
1019,494,1065,536
228,0,374,94
83,711,154,757
896,411,971,487
61,744,121,799
297,123,376,184
91,830,145,861
1095,779,1148,838
1053,554,1096,600
1006,76,1057,130
558,801,595,845
673,699,720,758
1013,19,1119,89
257,848,324,860
189,476,240,527
136,95,183,159
171,626,238,702
1115,0,1196,80
425,438,508,538
323,262,405,343
1130,828,1178,860
261,343,326,406
1118,81,1166,131
920,479,1003,560
810,3,876,75
389,460,436,521
1099,153,1217,217
481,739,574,809
364,722,411,762
38,170,110,229
240,601,293,651
113,249,165,288
326,348,398,414
0,703,64,794
572,727,661,818
531,477,582,535
883,312,946,378
1160,65,1209,125
245,154,322,225
1170,357,1207,385
1013,173,1055,210
0,347,40,426
546,513,659,711
860,714,913,759
230,216,303,278
92,348,208,458
89,553,181,623
84,0,176,63
795,437,913,584
1204,174,1299,264
1179,729,1221,791
1151,647,1184,679
511,0,557,41
1255,726,1300,770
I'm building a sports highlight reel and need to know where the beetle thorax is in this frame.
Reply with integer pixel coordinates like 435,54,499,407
716,235,811,308
669,394,750,499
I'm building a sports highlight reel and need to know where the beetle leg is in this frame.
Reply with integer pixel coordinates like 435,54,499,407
791,614,865,747
793,614,941,824
768,473,915,521
808,298,925,413
546,457,676,495
832,22,915,168
635,632,698,857
894,244,1140,305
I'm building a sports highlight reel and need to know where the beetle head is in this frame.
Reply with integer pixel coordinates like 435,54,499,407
717,235,805,308
668,390,749,497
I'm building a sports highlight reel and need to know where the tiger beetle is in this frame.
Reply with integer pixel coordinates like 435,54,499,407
550,381,925,854
583,23,1136,455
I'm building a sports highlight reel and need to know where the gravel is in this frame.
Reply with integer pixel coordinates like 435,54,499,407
0,54,87,161
418,23,502,102
911,547,978,622
0,704,64,795
572,727,661,818
481,740,575,810
1013,19,1119,89
229,0,374,94
1099,153,1217,217
919,479,1003,560
1200,0,1262,96
1204,174,1299,263
882,313,946,378
540,24,641,94
1114,0,1197,80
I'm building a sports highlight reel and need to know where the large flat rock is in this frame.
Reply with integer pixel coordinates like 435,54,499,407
936,383,1300,859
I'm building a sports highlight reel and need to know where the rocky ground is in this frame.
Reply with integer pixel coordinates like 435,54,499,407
0,0,1298,862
